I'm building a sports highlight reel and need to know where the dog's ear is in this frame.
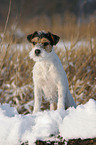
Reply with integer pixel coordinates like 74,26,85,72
27,31,38,43
47,32,60,46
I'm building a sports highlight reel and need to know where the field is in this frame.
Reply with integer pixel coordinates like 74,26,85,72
0,15,96,114
0,14,96,144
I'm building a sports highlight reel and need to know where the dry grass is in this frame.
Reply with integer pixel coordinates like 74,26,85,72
56,39,96,105
20,14,96,40
0,15,96,114
0,42,34,113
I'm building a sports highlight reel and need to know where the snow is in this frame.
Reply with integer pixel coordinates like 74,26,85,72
59,99,96,140
0,99,96,145
1,39,91,52
56,40,90,51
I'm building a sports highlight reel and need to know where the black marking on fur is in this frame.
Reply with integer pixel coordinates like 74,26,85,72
27,31,60,46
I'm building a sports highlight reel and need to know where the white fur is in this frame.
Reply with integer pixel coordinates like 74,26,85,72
29,46,76,113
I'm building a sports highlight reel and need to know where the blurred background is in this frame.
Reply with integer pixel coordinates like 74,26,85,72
0,0,96,39
0,0,96,114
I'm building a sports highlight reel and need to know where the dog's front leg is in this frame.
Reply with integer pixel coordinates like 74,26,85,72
33,85,42,113
50,102,57,110
57,83,66,110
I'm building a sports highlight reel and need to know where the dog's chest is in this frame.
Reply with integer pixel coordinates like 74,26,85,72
33,62,58,99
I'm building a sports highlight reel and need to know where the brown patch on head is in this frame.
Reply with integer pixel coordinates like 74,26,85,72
31,37,40,43
27,31,59,53
32,37,50,44
31,37,40,47
32,37,39,41
27,31,60,46
31,37,52,52
41,38,50,43
41,38,52,53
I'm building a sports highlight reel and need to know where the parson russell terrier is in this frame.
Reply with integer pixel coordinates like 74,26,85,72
27,31,76,113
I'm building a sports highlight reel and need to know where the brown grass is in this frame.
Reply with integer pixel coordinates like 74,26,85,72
56,39,96,104
19,14,96,40
0,14,96,113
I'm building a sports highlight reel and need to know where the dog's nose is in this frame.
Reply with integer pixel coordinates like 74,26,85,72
35,49,41,56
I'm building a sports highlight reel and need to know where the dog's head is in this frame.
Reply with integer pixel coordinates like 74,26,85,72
27,31,60,61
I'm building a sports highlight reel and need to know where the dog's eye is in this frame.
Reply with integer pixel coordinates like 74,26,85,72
44,42,49,47
32,42,36,45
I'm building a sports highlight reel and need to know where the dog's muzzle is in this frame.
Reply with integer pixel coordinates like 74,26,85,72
35,49,41,56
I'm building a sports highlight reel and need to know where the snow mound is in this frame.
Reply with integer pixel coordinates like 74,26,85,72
0,99,96,145
59,99,96,140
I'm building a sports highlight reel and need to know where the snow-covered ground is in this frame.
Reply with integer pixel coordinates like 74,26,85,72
1,39,93,52
0,99,96,145
56,40,90,50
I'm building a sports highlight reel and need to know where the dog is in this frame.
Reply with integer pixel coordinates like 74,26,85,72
27,31,76,113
